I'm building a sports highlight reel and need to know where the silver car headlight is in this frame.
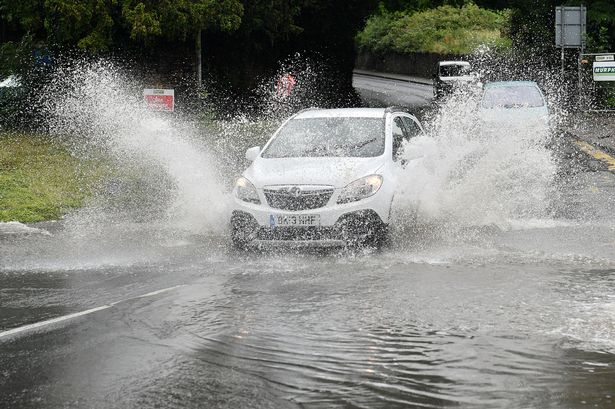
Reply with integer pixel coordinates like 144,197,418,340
337,175,383,204
235,177,260,204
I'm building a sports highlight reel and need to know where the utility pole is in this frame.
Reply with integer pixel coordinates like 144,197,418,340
196,28,202,87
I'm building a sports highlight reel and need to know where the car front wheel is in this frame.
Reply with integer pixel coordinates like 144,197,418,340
337,210,389,249
230,211,258,250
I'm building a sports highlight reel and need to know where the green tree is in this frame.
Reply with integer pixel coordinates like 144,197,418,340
194,0,377,110
0,0,117,51
356,3,511,55
121,0,243,42
121,1,244,83
508,0,615,53
0,0,244,50
0,0,244,83
580,0,615,52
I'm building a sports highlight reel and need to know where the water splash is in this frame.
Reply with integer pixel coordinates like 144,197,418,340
393,85,557,230
256,52,357,119
41,60,228,234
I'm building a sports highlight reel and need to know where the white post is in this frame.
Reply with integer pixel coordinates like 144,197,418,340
560,12,566,77
196,28,202,86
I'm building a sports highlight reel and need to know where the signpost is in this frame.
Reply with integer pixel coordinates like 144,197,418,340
593,61,615,82
555,6,586,49
555,6,586,76
579,53,615,111
595,55,614,62
143,88,175,112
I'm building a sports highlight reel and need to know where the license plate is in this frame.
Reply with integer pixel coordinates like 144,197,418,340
269,214,320,227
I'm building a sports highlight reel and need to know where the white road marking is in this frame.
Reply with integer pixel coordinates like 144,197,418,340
0,305,113,340
136,285,183,299
0,285,184,341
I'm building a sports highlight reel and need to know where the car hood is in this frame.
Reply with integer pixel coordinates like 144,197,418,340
244,156,385,188
478,106,549,125
439,75,474,82
0,75,21,88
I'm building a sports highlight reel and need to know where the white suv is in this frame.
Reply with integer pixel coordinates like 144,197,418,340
230,107,425,248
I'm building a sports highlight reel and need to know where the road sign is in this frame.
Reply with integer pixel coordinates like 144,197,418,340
595,55,614,62
143,88,175,111
555,6,586,48
593,62,615,82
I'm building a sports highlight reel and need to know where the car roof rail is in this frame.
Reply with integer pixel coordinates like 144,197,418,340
296,107,320,114
385,106,411,114
288,107,320,120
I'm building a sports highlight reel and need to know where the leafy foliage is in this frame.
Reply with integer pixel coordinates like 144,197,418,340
507,0,615,54
0,0,244,52
582,0,615,52
122,0,243,42
201,0,377,107
356,3,511,55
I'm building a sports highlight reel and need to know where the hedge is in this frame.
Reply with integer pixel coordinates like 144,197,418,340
356,3,511,55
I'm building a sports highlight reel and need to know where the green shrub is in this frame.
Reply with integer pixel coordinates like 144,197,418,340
0,34,52,131
357,3,511,55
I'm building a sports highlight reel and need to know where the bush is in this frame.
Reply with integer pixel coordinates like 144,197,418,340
0,34,53,131
0,85,27,130
356,3,511,55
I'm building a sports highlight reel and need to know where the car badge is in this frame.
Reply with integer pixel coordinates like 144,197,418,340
289,186,302,198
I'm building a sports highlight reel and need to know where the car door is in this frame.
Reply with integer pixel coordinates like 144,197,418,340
400,115,424,138
392,114,424,162
391,115,409,162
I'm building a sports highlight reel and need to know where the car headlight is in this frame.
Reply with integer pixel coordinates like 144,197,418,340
337,175,383,204
235,177,260,204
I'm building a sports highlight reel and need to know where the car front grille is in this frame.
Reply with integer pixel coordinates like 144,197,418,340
264,186,334,211
256,226,341,241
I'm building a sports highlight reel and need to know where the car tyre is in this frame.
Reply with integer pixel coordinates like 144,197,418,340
361,223,389,249
230,211,258,251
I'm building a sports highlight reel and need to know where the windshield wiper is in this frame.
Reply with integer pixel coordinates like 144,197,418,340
340,137,377,151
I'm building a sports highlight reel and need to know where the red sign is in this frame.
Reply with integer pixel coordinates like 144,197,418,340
144,88,175,111
275,74,296,99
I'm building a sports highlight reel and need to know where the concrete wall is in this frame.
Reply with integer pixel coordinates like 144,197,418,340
355,51,462,79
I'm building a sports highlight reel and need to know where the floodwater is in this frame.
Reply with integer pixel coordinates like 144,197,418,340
1,63,615,408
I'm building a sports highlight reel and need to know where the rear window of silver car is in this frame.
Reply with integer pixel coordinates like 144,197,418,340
262,117,385,158
439,64,470,77
482,85,545,109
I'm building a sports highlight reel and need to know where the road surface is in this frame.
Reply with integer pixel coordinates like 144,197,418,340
1,74,615,408
353,71,434,108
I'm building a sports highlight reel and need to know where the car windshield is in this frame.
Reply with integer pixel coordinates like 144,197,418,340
482,84,545,108
0,75,21,88
262,117,385,158
439,64,470,77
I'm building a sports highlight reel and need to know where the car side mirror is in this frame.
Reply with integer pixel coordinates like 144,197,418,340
245,146,261,161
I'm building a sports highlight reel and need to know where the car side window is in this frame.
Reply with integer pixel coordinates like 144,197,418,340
392,116,407,161
401,116,423,139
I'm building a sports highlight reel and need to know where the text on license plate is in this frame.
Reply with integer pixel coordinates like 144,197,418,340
269,214,320,227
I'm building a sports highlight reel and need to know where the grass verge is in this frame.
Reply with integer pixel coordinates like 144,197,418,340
0,132,104,222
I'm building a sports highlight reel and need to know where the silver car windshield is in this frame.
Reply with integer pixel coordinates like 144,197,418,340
262,117,385,158
482,85,545,108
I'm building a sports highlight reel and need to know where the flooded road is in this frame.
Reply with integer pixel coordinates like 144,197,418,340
2,150,615,408
2,70,615,408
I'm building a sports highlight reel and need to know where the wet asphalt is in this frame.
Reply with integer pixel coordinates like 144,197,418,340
1,76,615,408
